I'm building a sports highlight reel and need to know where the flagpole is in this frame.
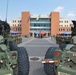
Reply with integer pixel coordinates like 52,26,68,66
5,0,9,22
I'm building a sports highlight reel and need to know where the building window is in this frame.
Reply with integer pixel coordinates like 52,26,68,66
67,21,68,23
18,28,20,31
13,20,16,22
18,20,20,22
13,20,14,22
69,29,71,31
20,24,21,26
20,28,21,31
63,29,65,31
65,21,68,23
38,24,40,27
61,21,63,23
20,20,21,22
61,25,63,27
19,28,21,31
34,24,36,27
59,25,62,27
67,29,68,31
16,28,17,31
61,29,62,31
44,24,46,27
16,28,20,31
59,21,63,23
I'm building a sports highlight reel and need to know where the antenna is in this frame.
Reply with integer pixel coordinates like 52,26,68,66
5,0,9,22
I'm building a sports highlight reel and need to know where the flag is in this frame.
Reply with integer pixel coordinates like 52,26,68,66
36,15,40,22
27,15,31,23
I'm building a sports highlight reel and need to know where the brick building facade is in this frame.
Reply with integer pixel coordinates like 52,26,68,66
10,12,72,37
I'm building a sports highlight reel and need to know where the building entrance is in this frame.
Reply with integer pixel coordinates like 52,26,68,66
30,32,50,38
34,33,40,38
34,32,46,38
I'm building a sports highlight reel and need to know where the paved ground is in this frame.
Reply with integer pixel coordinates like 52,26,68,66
18,37,58,75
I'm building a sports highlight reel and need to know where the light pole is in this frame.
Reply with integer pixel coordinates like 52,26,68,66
5,0,9,22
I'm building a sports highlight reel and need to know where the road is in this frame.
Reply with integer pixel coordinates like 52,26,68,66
18,37,59,75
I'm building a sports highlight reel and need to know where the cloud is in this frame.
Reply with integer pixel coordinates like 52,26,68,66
67,12,76,17
66,12,76,21
55,6,64,12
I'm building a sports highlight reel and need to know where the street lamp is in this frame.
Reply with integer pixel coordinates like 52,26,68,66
5,0,9,22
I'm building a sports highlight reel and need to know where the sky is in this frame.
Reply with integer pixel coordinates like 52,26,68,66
0,0,76,23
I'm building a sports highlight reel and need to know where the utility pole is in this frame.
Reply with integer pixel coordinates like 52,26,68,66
5,0,9,22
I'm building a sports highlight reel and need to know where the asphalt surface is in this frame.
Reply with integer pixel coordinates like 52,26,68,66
18,37,59,75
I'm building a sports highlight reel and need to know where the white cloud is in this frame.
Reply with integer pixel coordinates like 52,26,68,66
55,6,64,12
66,12,76,21
67,12,76,17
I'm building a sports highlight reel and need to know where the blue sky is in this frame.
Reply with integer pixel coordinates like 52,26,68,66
0,0,76,22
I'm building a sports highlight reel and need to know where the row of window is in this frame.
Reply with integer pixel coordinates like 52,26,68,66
13,24,21,26
13,20,21,23
59,25,70,27
30,24,50,27
12,24,71,27
30,28,50,31
59,21,68,23
11,28,21,31
13,19,50,23
16,28,21,31
59,28,71,31
12,19,69,23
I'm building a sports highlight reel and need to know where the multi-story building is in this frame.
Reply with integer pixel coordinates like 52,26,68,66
59,18,71,34
10,12,72,37
10,18,21,34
